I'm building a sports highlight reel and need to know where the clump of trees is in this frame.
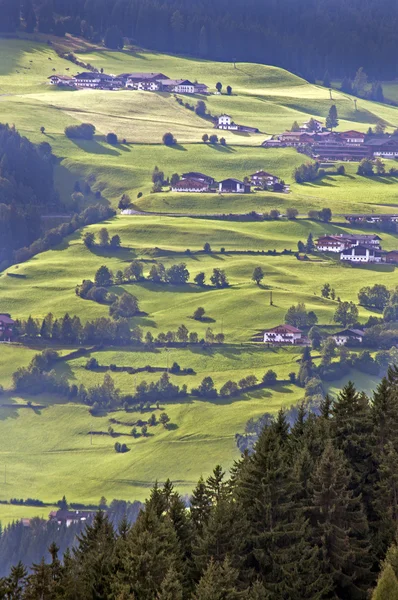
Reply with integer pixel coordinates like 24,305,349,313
308,207,332,222
162,132,177,146
293,161,321,183
65,123,96,140
285,303,318,328
83,228,121,249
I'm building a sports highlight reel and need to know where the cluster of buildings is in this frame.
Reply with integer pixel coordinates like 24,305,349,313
315,233,398,264
0,314,15,342
170,170,283,194
263,118,398,160
263,324,366,347
48,71,208,94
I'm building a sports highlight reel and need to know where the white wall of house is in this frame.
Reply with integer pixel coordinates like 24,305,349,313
263,332,302,344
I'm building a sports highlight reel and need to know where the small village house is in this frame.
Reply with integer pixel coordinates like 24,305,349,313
0,314,15,342
216,115,259,133
365,137,398,158
218,178,251,193
124,72,168,90
278,131,315,146
263,324,303,345
49,509,95,527
48,75,75,86
250,170,280,186
158,79,196,93
332,328,365,346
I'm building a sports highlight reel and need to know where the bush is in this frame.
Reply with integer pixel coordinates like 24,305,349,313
65,123,96,140
163,132,177,146
263,370,277,385
106,132,118,144
86,357,99,370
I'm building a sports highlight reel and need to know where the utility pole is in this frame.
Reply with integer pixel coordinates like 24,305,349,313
354,98,358,111
90,420,93,446
329,88,333,100
270,291,273,306
221,317,224,335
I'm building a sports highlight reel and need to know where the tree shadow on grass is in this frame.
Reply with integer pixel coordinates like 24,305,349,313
88,246,137,261
70,138,121,156
169,144,187,151
209,144,237,153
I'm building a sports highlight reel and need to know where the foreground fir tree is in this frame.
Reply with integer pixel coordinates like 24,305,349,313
157,566,183,600
193,558,246,600
310,440,374,598
372,562,398,599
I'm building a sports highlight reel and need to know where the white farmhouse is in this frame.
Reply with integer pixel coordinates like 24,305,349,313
340,245,382,263
263,325,303,345
332,329,365,346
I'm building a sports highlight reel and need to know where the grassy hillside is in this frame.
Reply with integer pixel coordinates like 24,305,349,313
0,35,397,519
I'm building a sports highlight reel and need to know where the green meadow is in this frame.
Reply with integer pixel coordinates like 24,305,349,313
0,35,398,520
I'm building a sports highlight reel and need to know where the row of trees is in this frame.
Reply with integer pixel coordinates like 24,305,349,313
4,374,398,597
83,228,121,249
81,262,230,289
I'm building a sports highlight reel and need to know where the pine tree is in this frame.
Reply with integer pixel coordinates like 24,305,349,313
157,566,183,600
24,558,52,600
193,494,248,577
372,375,398,452
190,477,212,533
206,465,227,504
310,441,374,598
372,562,398,599
326,104,339,130
193,558,245,600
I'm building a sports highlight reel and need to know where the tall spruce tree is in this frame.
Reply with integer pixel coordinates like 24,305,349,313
309,441,374,598
372,562,398,599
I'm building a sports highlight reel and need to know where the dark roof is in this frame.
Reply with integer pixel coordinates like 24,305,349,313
182,172,214,181
0,314,15,324
250,170,278,178
75,72,114,80
334,328,365,337
339,130,366,137
265,324,302,334
365,137,398,147
219,178,244,184
341,245,375,256
158,79,193,86
124,72,168,80
173,178,208,189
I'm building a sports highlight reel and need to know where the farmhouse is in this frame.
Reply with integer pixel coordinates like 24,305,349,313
216,115,259,133
0,314,15,341
49,510,95,527
158,79,196,93
193,83,209,94
340,245,382,263
171,178,210,192
74,72,121,89
250,170,280,186
316,234,382,253
263,324,303,345
218,179,251,193
124,72,168,90
48,74,75,86
332,328,365,346
365,137,398,158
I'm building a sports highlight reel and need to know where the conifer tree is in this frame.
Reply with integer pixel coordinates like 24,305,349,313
326,104,339,130
193,558,245,600
157,566,183,600
372,562,398,599
190,476,212,533
310,441,374,598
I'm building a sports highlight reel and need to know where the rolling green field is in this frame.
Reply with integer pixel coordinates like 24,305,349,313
1,34,398,521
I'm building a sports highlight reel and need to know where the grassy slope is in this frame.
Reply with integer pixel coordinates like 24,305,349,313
1,37,398,212
0,36,397,515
